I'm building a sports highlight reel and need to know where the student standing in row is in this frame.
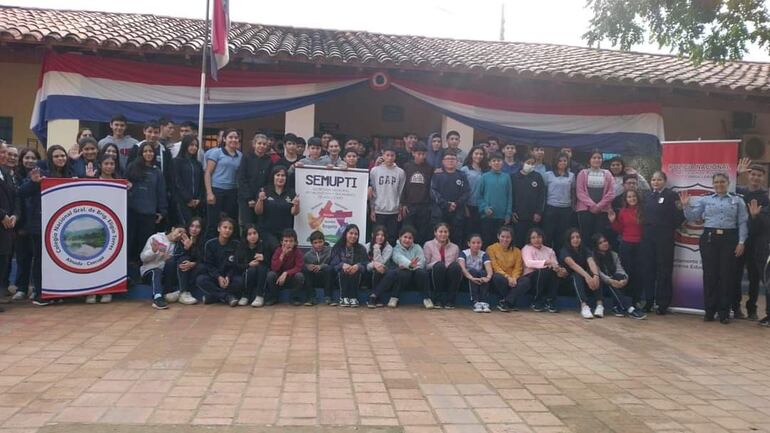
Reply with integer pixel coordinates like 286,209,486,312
461,145,487,239
237,133,273,233
608,189,643,312
542,152,575,251
681,174,748,324
430,151,470,246
734,161,769,319
575,150,614,244
477,153,511,247
127,142,168,262
641,171,683,314
171,135,205,227
254,166,300,250
400,143,433,244
369,148,405,245
511,152,545,248
98,114,138,170
204,129,242,239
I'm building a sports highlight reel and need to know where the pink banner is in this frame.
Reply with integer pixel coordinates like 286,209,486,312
662,140,740,310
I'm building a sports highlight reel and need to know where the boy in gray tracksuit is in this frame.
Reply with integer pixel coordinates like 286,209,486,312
369,148,405,245
303,231,333,305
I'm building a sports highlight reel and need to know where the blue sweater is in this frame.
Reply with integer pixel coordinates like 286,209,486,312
476,170,512,220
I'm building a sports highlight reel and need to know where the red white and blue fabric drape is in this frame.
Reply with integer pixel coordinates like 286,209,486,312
32,52,664,152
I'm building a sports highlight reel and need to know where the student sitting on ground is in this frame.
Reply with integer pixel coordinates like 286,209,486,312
195,218,243,307
303,230,333,306
237,224,269,307
374,226,431,308
140,226,185,310
521,228,568,313
171,217,205,305
329,224,369,307
265,229,305,306
365,226,394,308
560,228,603,319
423,223,461,309
458,233,494,313
487,225,531,312
592,233,647,319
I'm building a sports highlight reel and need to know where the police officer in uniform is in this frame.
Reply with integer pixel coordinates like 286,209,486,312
733,159,769,319
641,171,684,314
680,173,748,324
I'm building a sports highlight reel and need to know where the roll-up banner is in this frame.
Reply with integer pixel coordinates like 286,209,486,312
294,166,369,247
661,140,740,311
41,178,128,298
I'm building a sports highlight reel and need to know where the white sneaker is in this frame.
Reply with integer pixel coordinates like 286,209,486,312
85,295,96,304
100,294,112,303
251,296,264,307
340,298,350,307
164,291,180,303
423,298,434,309
238,297,248,306
473,302,484,313
179,291,198,305
349,298,359,307
387,297,399,308
581,305,594,319
28,290,34,300
482,303,491,313
11,291,26,301
594,304,604,318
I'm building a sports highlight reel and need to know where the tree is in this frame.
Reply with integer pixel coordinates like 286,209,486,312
583,0,770,63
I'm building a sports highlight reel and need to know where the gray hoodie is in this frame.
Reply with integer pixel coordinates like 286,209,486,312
369,164,405,215
303,244,332,269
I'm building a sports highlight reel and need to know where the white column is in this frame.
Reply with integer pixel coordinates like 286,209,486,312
285,104,315,142
441,115,474,153
47,119,80,150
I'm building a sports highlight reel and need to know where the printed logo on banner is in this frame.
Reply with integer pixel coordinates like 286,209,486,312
45,200,124,274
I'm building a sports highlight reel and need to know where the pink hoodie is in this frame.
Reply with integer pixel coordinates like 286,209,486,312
575,168,615,212
521,244,558,275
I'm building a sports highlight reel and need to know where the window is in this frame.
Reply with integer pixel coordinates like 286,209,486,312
0,117,12,143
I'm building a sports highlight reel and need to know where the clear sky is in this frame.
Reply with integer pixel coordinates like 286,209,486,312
5,0,770,62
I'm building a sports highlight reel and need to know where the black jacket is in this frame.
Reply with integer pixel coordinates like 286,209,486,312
202,238,241,279
642,188,684,230
236,239,269,272
237,153,273,203
171,156,205,206
0,167,20,254
511,171,545,220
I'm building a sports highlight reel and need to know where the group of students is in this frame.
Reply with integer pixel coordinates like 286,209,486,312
1,114,767,325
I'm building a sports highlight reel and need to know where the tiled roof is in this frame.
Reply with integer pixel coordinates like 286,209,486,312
2,5,770,95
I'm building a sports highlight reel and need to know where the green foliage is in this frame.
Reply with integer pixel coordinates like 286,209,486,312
583,0,770,63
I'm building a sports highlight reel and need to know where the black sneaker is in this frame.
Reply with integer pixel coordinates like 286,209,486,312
628,307,647,320
530,303,545,312
733,308,746,320
32,298,51,306
225,295,238,307
152,297,168,310
303,301,314,306
444,303,455,310
759,316,769,326
292,301,302,306
611,306,625,317
656,307,668,315
264,299,277,306
748,311,759,321
546,303,559,313
496,302,510,313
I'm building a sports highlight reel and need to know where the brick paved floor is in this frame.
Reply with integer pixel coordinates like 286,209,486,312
1,301,770,433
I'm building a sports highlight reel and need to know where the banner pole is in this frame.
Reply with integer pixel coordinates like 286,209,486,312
197,0,210,148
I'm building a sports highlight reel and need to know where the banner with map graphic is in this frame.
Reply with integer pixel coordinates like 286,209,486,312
41,178,128,298
662,140,739,311
294,166,369,247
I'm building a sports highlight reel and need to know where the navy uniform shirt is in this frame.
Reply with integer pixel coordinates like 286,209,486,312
643,188,684,230
684,192,749,243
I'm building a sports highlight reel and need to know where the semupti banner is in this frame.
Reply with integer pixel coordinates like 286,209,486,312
294,166,369,247
661,140,740,311
41,178,128,298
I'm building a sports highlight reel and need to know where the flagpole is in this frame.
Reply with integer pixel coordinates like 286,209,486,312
197,0,210,148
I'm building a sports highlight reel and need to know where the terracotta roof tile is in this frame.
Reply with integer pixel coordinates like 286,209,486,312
2,5,770,95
